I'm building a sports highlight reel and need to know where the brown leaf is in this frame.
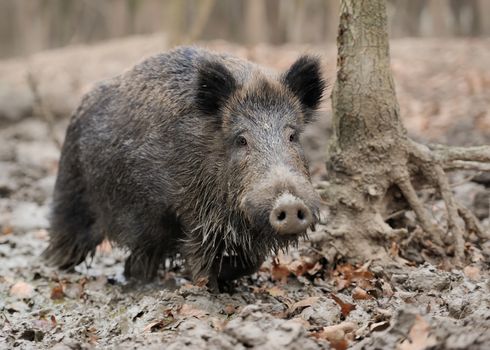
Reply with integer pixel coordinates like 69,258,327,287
62,282,83,299
390,241,400,257
330,293,356,317
370,321,390,332
85,276,108,291
223,305,236,315
316,322,357,350
271,261,290,283
32,316,57,332
290,296,320,313
84,327,99,344
463,265,480,281
34,229,49,240
210,317,227,331
352,286,373,300
143,311,175,332
332,262,374,291
10,281,34,299
50,284,64,300
382,280,395,298
267,286,286,297
2,226,13,235
289,317,312,329
287,257,319,277
307,262,323,275
288,260,309,276
179,304,207,319
194,277,208,288
397,315,437,350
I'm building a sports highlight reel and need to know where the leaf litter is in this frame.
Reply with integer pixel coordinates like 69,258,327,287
0,38,489,349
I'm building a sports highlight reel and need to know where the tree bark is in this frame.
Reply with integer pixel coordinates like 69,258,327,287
319,0,490,267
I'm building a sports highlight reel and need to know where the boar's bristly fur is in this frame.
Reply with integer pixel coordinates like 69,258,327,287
43,46,325,290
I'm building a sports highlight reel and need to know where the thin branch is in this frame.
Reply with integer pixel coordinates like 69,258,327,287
26,71,61,149
457,204,489,240
430,144,490,163
186,0,216,43
431,164,465,263
443,161,490,172
393,170,446,250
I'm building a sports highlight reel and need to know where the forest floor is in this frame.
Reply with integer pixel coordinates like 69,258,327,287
0,36,489,349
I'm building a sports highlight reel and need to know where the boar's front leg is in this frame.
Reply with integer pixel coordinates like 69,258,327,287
214,254,264,283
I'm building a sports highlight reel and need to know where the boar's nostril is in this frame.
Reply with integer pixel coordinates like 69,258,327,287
297,210,305,220
277,211,286,221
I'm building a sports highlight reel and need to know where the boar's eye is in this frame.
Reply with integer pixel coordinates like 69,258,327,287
236,135,248,147
289,132,298,142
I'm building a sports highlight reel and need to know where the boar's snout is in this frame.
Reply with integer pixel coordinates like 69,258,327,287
269,193,313,235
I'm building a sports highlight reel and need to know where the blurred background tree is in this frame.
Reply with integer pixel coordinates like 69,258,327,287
1,0,489,59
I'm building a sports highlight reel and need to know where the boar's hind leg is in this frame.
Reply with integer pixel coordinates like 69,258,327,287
43,152,101,270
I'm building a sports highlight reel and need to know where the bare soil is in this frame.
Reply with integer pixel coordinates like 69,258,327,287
0,37,489,349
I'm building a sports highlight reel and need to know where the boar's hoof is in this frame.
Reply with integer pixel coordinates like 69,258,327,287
269,193,312,235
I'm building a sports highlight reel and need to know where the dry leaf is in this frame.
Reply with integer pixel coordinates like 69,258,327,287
84,327,99,344
463,265,480,281
287,257,319,277
332,262,374,291
194,277,208,288
397,315,437,350
370,321,390,332
390,241,400,257
288,260,309,276
179,304,207,319
352,286,372,300
223,305,236,315
143,311,175,332
34,229,49,240
62,283,83,299
10,281,34,299
290,296,320,313
50,284,64,300
32,316,57,332
307,262,323,275
267,286,286,297
210,317,227,331
85,276,108,291
316,322,357,350
382,280,395,298
330,293,356,317
271,261,290,283
2,226,13,235
289,317,312,329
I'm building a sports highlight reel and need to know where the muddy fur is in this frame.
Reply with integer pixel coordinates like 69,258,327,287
43,46,325,288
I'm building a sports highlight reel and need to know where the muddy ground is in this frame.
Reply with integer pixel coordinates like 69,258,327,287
0,37,489,349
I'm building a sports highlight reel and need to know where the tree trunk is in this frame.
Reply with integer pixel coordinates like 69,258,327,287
319,0,490,267
244,0,269,45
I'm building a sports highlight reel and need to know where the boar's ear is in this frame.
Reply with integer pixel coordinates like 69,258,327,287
282,56,325,121
196,60,237,117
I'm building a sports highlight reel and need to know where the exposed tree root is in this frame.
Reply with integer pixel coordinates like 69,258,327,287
429,144,490,163
443,161,490,172
388,140,490,265
393,168,446,249
319,139,490,267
